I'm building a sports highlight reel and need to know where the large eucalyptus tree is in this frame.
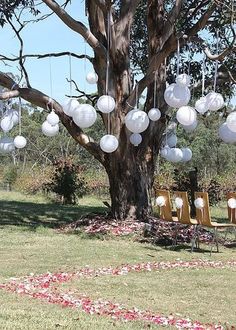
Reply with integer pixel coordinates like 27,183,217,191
0,0,235,219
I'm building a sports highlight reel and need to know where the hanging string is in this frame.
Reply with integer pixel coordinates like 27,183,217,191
213,30,219,92
106,9,112,135
187,45,191,76
49,55,53,99
202,54,206,96
18,97,22,136
153,71,157,109
176,39,180,76
84,40,87,94
135,81,139,109
69,53,72,98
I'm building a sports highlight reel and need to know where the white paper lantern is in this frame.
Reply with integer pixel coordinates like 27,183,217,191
97,95,116,114
160,145,170,159
228,198,236,209
195,97,209,114
167,148,183,163
175,197,183,209
86,72,98,84
181,147,192,162
6,109,19,125
62,98,80,117
182,120,198,133
47,111,60,126
226,112,236,133
155,196,165,207
130,133,142,146
176,74,191,87
166,134,177,148
42,121,59,137
176,106,197,126
0,116,14,132
194,197,204,209
72,104,97,128
100,134,119,153
219,122,236,144
206,92,224,111
14,135,27,149
164,83,191,108
125,109,150,133
0,136,15,153
148,108,161,121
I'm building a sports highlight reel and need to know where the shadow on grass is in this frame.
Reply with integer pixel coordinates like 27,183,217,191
0,199,105,230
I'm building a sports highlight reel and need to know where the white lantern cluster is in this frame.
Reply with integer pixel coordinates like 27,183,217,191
0,136,15,153
195,92,224,115
42,108,60,137
0,108,19,133
130,133,142,146
160,146,192,163
125,108,150,133
100,134,118,153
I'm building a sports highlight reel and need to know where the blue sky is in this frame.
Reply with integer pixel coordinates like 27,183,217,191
0,1,96,103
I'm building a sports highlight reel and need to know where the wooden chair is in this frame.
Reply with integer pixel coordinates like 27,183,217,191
195,192,236,253
174,191,199,251
154,189,178,222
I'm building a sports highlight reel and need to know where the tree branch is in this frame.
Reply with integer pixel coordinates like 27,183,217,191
0,71,105,164
42,0,106,57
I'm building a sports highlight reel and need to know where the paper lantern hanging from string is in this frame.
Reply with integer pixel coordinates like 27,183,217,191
167,148,183,163
226,111,236,133
206,92,224,111
100,134,119,153
86,72,98,84
0,136,15,153
218,122,236,144
72,104,97,128
130,133,142,146
47,111,60,126
176,74,191,87
164,83,191,108
195,97,209,114
6,109,19,126
181,147,192,162
125,108,150,133
14,135,27,149
176,106,197,126
148,108,161,121
42,121,59,137
62,98,80,117
0,116,14,132
97,95,116,114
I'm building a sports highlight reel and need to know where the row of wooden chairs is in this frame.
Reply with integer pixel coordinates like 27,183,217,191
154,190,236,253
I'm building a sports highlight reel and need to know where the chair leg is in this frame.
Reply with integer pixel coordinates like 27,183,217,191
215,227,219,252
191,225,198,252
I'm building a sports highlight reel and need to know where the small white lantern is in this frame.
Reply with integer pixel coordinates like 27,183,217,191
0,116,14,132
164,83,191,108
47,111,60,126
176,74,191,87
182,120,198,133
194,197,204,209
62,98,80,117
219,122,236,144
160,145,170,159
226,111,236,133
228,198,236,209
166,134,177,148
176,106,197,126
148,108,161,121
175,197,183,209
97,95,116,113
130,133,142,146
100,134,119,153
155,196,165,207
72,104,97,128
195,97,209,114
167,148,183,163
0,136,15,153
42,121,59,137
86,72,98,84
6,109,19,125
181,147,192,162
206,92,224,111
14,135,27,149
125,108,150,133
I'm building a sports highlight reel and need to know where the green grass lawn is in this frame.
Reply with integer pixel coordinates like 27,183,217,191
0,190,235,329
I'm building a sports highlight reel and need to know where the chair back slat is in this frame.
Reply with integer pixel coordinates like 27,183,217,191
195,192,212,226
155,190,173,221
227,192,236,224
174,191,191,225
